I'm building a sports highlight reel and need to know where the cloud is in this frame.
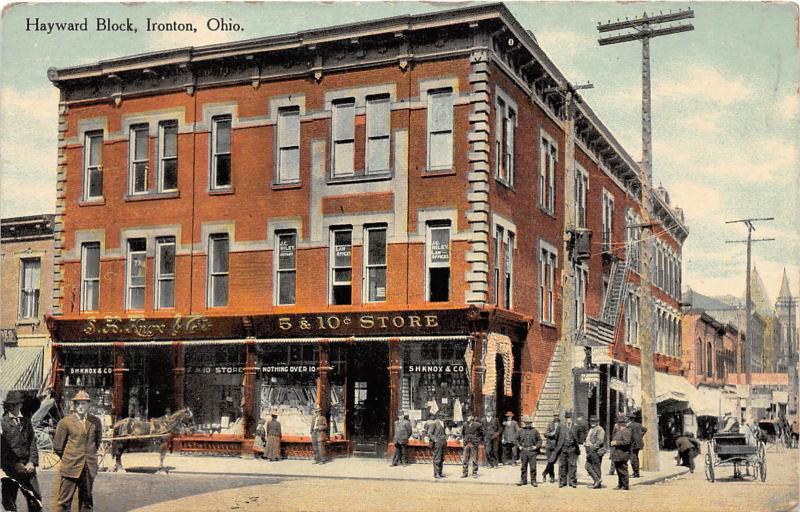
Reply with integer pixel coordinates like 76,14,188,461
777,92,799,121
534,29,596,57
656,65,753,106
666,180,724,218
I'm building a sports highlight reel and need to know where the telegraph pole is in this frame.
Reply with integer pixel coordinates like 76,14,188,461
725,217,775,394
597,8,694,472
549,82,593,418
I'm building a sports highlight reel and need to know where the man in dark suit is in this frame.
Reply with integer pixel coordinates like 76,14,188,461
310,405,329,465
610,413,632,490
427,414,448,479
1,391,42,512
481,413,500,468
53,390,103,512
501,411,519,466
542,413,560,483
390,411,412,467
584,415,606,489
627,411,647,478
675,432,701,473
557,412,580,488
515,416,542,487
461,414,483,478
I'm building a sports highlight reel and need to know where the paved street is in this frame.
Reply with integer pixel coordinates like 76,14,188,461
11,449,797,512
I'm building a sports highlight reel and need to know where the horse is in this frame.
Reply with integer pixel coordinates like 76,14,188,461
110,408,193,473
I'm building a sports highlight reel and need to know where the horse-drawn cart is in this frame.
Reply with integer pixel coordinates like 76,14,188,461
704,432,766,483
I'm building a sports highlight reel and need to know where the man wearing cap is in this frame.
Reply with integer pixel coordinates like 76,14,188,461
2,390,42,512
427,414,447,479
481,413,500,469
460,414,483,478
390,411,412,467
584,416,606,488
515,416,541,487
610,413,632,490
542,413,561,483
501,411,519,466
53,390,103,512
557,411,580,488
627,411,646,478
310,405,328,465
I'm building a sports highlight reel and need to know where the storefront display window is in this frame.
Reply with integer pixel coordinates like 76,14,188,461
62,348,114,426
401,341,470,443
184,345,244,434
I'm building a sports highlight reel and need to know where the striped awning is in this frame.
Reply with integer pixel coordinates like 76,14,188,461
0,346,44,392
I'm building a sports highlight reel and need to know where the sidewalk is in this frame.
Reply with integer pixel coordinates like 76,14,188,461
112,450,689,487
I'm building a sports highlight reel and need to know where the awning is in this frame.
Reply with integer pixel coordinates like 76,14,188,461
53,335,472,347
625,366,727,416
0,346,44,392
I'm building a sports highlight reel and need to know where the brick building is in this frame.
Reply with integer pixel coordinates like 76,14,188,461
46,4,686,457
0,214,54,393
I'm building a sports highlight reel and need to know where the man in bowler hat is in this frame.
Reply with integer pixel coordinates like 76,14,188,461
1,391,42,512
460,414,483,478
501,411,519,466
390,411,412,467
427,414,448,479
515,416,541,487
610,413,632,490
557,412,580,488
627,411,647,478
542,412,560,483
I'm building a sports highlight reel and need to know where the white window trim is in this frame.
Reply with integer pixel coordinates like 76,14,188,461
425,221,452,302
207,234,229,308
365,94,392,175
83,131,104,201
493,226,503,306
494,86,518,187
154,237,176,310
602,189,615,251
539,130,558,214
18,258,41,320
80,242,100,312
504,232,514,309
210,116,232,190
128,125,149,196
329,227,353,304
363,225,388,303
276,106,301,184
426,88,454,172
125,239,146,311
331,99,356,178
538,239,558,324
157,121,179,193
274,231,297,306
574,164,589,228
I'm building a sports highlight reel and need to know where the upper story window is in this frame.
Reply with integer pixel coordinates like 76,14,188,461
574,263,588,332
495,98,515,186
129,125,149,195
539,245,557,324
155,236,175,309
624,291,639,346
426,222,451,302
364,226,387,303
83,131,104,200
602,190,615,252
276,231,297,306
19,258,41,319
210,116,232,189
126,238,146,310
493,226,503,306
207,234,229,307
366,95,391,174
80,242,100,312
332,99,356,177
574,166,588,228
539,135,557,214
277,106,300,184
503,233,514,309
158,121,178,192
427,89,454,171
330,228,352,305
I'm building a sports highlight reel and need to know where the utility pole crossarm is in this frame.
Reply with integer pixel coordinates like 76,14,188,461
725,238,777,244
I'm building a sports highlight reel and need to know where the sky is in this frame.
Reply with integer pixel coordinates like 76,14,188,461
0,1,797,303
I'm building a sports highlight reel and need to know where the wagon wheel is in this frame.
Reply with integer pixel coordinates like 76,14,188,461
758,440,766,461
751,461,759,481
759,458,767,482
38,449,60,470
704,452,714,482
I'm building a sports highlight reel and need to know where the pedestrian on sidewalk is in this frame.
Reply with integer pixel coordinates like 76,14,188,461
627,410,646,478
515,416,541,487
610,413,632,491
310,406,328,465
264,409,282,462
674,432,700,473
501,411,519,466
542,413,560,483
460,414,483,478
53,390,103,512
557,412,579,488
1,390,42,512
390,411,412,467
584,415,606,489
427,414,447,479
481,413,500,469
254,418,266,459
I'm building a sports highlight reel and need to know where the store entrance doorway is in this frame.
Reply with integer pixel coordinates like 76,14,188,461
125,347,174,420
348,343,390,457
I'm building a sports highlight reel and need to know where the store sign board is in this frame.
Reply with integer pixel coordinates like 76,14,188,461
405,364,466,373
579,371,601,384
609,377,626,392
186,365,326,374
751,397,770,409
68,367,113,375
772,391,788,404
52,314,240,342
591,347,612,365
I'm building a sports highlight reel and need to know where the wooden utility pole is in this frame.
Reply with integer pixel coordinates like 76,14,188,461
598,8,694,472
550,83,593,418
725,216,775,420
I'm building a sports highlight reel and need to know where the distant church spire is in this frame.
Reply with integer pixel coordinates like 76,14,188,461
777,268,793,300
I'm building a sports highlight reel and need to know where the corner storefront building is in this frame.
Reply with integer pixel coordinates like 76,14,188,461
48,308,524,458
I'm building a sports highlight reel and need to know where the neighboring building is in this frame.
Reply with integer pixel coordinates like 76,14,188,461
0,214,54,393
45,4,686,457
774,270,797,416
681,310,744,387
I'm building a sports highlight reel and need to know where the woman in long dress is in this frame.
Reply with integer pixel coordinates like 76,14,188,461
264,410,282,461
254,418,267,459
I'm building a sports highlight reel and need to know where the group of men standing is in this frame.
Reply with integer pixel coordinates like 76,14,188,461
2,390,101,512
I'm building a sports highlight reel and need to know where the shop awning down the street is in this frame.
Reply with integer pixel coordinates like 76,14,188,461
625,366,732,417
0,346,44,392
